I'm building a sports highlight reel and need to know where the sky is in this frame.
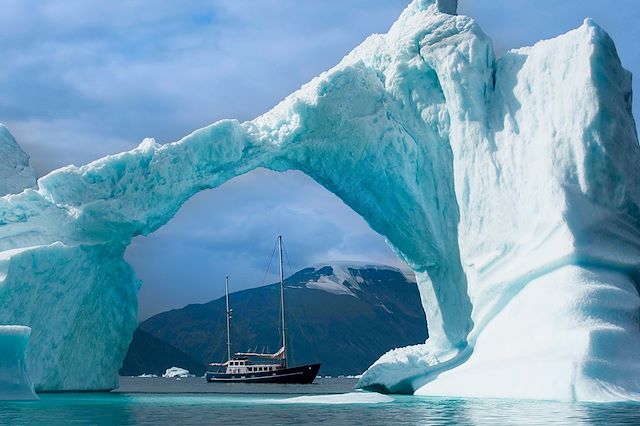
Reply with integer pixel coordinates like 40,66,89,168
0,0,638,319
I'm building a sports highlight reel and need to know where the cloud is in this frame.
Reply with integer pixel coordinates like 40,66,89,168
0,0,408,176
127,169,402,319
1,0,637,319
0,0,410,319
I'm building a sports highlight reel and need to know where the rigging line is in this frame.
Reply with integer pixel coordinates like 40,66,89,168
261,238,283,352
281,239,294,280
260,239,278,287
282,242,302,366
270,236,285,350
282,239,321,363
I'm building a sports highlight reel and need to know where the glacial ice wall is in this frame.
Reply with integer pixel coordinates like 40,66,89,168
0,326,36,400
0,124,36,196
1,0,639,401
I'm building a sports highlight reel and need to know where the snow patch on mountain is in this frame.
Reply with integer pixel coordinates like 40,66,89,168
305,263,415,297
306,276,358,297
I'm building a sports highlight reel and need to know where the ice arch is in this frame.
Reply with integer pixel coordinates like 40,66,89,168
2,0,640,401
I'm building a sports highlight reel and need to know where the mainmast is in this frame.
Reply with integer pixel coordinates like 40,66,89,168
278,235,287,367
225,275,232,363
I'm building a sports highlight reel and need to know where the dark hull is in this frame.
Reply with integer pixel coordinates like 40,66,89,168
205,363,320,384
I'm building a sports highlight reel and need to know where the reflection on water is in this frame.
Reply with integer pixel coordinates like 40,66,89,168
2,378,640,425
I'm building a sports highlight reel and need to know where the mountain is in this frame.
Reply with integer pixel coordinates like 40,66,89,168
119,329,207,376
124,263,427,376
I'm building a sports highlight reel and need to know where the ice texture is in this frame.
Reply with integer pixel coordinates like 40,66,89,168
0,125,36,196
1,0,640,401
162,367,190,378
0,326,36,400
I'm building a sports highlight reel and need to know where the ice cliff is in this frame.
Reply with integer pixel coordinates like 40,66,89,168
0,125,36,196
1,0,640,401
0,326,36,400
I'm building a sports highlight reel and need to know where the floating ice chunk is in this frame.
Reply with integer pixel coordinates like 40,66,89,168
280,392,394,404
162,367,190,378
0,325,36,400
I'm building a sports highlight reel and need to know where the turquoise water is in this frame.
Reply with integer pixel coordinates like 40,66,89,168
2,378,640,425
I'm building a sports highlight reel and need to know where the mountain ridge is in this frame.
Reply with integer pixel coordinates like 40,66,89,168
122,263,427,376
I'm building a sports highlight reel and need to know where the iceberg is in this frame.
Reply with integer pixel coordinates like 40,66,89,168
0,325,37,400
1,0,639,401
0,125,36,196
163,367,190,378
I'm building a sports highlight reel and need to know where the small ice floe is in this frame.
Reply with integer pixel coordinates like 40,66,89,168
279,392,394,405
137,373,158,378
162,367,190,378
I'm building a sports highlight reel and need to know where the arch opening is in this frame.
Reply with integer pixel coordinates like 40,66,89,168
126,168,411,320
122,168,427,378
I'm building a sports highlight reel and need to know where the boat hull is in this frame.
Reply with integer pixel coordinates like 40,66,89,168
205,363,321,384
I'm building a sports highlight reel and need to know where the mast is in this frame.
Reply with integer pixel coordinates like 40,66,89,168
225,275,232,363
278,235,287,367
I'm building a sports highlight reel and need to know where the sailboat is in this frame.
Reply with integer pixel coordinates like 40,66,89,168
205,235,321,384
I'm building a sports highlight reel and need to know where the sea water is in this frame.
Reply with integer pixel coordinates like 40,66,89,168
1,377,640,425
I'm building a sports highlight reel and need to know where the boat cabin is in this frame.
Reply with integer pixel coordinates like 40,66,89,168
224,358,282,375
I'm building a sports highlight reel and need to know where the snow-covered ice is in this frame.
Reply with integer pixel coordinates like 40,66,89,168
0,125,36,196
163,367,191,378
1,0,640,401
279,392,394,405
0,326,36,400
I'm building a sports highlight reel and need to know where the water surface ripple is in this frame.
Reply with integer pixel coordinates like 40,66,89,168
1,377,639,425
